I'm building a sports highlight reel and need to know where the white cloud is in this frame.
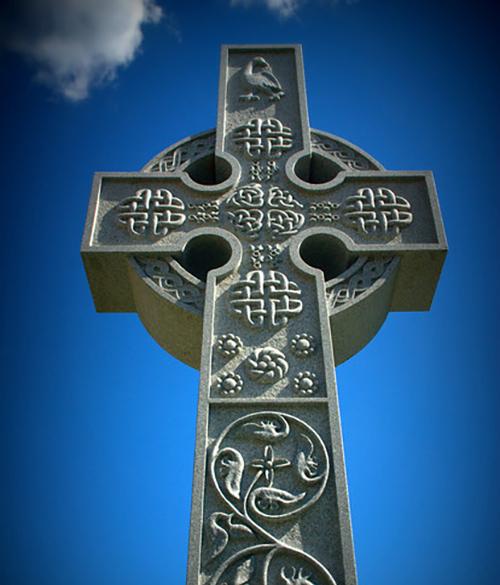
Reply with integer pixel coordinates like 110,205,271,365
231,0,303,19
1,0,164,101
230,0,359,18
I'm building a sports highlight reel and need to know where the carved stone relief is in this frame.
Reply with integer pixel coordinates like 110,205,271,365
230,270,303,329
250,161,279,182
215,372,244,396
142,129,380,177
308,202,340,224
227,184,305,240
326,257,394,311
250,244,282,269
188,201,220,223
145,133,216,173
239,57,285,102
216,334,243,358
246,347,289,384
308,187,413,238
310,133,379,171
117,188,186,237
341,187,413,236
206,412,336,584
291,334,316,358
233,118,293,159
292,372,319,396
135,257,204,310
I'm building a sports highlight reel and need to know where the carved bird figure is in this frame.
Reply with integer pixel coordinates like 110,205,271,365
240,57,285,102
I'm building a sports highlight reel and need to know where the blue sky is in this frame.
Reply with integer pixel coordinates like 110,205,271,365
1,1,498,584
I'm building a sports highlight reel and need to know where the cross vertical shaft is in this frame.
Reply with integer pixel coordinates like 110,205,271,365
186,46,357,585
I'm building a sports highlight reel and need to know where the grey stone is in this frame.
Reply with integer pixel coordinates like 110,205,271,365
81,45,447,584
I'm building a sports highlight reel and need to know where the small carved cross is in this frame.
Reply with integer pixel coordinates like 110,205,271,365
82,45,447,585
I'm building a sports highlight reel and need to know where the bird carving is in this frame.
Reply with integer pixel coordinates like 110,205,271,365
240,57,285,102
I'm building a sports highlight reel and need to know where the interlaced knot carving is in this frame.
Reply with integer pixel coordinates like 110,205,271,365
230,270,303,328
118,188,186,236
137,258,203,310
342,187,413,236
227,184,305,239
233,118,293,159
327,257,393,310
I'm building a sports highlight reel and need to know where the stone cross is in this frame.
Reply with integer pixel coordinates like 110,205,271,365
82,45,447,585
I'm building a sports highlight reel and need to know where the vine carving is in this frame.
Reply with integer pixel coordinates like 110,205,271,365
206,412,336,584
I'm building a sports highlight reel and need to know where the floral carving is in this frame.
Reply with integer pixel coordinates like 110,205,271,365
207,512,253,560
233,558,254,584
251,445,290,485
217,334,243,358
212,413,328,517
293,372,319,396
208,412,334,584
246,347,289,384
216,372,244,396
291,334,316,358
218,448,245,499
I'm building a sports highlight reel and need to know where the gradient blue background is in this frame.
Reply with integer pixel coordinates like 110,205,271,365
1,1,499,583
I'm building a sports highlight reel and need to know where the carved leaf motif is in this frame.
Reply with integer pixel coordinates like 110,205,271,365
218,447,245,499
207,513,253,560
250,487,306,517
227,516,253,536
234,558,254,585
207,512,229,560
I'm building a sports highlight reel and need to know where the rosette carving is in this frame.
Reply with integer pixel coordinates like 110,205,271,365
246,347,289,384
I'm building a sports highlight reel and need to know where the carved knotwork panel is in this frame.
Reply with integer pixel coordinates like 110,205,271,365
230,270,303,329
227,184,305,240
233,118,293,159
341,187,413,236
117,188,186,237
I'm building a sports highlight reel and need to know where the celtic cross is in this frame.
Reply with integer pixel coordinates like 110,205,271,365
82,45,447,585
